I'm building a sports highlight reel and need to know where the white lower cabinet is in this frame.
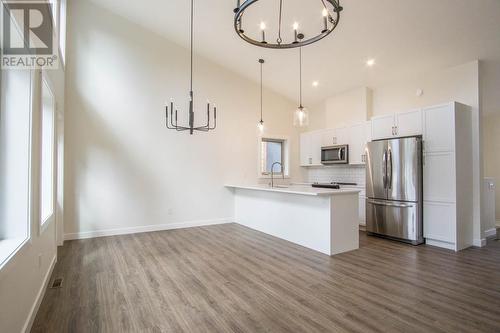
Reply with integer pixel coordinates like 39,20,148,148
359,194,366,225
423,201,456,246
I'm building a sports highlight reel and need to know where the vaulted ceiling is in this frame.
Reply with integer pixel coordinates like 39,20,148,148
88,0,500,106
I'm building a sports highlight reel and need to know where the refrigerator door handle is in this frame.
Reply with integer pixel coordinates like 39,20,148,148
367,199,415,209
382,150,387,189
387,148,393,190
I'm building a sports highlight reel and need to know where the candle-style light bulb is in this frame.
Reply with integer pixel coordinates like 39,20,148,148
322,8,328,33
257,121,264,133
260,21,267,43
293,22,299,43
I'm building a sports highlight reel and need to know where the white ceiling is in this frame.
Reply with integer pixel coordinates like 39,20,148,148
88,0,500,105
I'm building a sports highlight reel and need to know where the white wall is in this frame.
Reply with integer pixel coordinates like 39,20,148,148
325,87,372,128
63,0,299,238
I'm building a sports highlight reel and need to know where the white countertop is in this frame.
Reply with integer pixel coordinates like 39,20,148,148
225,184,361,197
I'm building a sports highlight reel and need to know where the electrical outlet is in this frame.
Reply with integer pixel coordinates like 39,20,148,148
167,208,173,216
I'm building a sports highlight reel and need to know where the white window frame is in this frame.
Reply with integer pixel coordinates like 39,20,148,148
257,134,291,179
0,69,34,272
39,74,56,234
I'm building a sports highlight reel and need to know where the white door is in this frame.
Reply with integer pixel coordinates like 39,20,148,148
371,114,395,140
348,123,365,165
310,131,323,165
322,128,337,146
396,109,423,137
300,132,311,166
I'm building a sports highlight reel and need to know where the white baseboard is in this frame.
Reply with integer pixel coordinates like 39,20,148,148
484,228,497,239
472,238,487,247
426,239,456,251
64,218,233,241
23,254,57,333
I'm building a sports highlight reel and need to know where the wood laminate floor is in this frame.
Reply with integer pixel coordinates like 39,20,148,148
32,223,500,333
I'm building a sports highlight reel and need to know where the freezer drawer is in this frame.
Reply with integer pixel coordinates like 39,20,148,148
366,199,423,244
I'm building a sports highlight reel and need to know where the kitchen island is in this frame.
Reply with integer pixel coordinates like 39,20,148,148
225,184,360,256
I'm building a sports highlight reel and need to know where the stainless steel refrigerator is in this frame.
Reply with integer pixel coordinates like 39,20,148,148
365,136,424,245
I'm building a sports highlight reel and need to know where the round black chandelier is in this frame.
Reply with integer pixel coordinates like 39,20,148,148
233,0,343,49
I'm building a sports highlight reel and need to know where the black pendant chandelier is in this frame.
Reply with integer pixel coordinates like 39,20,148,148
233,0,343,49
165,0,216,134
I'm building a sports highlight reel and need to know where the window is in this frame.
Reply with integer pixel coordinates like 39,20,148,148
59,0,67,65
260,138,285,175
0,68,32,268
40,78,55,227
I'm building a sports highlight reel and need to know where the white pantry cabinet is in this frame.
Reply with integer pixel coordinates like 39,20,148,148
422,102,473,251
371,109,422,140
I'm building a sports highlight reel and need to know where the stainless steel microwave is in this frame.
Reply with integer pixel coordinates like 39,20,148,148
321,145,349,164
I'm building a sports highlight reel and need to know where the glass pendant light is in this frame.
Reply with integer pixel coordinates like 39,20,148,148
294,46,309,127
257,58,265,133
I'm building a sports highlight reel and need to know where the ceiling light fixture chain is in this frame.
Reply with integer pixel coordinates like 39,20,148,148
233,0,342,49
277,0,283,44
165,0,217,135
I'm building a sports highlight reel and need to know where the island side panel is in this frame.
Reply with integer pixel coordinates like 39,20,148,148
234,189,332,255
329,193,359,255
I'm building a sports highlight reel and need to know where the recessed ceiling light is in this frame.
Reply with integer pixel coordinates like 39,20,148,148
312,81,319,87
366,59,375,67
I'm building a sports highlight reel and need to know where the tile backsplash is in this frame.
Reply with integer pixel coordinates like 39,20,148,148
305,165,366,186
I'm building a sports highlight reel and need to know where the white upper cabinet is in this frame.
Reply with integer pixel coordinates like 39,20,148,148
371,109,423,140
371,114,396,140
423,104,455,153
348,123,366,165
335,127,350,145
300,132,311,166
396,109,423,137
300,130,323,166
310,131,323,165
322,128,337,146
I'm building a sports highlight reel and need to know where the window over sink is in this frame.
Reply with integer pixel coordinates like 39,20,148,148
259,136,290,177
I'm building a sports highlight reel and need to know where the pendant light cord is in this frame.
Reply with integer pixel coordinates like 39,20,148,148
299,47,302,108
190,0,194,93
260,60,263,121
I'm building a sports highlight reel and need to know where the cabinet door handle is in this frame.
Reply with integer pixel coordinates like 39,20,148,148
395,126,398,135
309,157,312,164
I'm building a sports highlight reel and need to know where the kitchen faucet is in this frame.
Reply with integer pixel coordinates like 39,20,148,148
270,162,284,188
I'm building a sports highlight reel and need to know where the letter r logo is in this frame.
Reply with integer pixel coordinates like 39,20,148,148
2,2,53,55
